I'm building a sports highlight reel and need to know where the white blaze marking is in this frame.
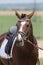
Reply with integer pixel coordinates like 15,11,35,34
19,22,26,32
18,21,26,40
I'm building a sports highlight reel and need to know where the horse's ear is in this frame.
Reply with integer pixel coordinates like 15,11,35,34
15,11,21,19
27,11,35,19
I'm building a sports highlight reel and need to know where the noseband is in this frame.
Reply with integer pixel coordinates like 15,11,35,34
17,31,29,42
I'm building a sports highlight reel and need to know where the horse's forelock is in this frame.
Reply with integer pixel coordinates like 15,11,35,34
21,14,26,18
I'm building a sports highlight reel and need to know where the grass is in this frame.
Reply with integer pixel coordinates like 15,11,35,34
0,15,43,38
32,16,43,38
0,15,18,34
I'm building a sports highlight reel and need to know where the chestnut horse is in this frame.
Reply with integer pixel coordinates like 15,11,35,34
0,11,39,65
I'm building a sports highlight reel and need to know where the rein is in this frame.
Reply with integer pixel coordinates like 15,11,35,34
18,31,43,50
24,38,43,50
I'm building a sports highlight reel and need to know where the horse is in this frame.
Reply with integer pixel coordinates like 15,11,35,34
0,11,39,65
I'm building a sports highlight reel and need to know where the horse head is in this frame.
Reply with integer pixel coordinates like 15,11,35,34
15,11,34,47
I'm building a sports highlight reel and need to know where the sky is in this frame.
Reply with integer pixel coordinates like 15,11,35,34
0,0,43,4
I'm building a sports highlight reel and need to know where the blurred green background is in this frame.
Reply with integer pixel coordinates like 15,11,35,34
0,15,43,39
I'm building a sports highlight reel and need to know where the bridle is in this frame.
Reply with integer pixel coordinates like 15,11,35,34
17,31,43,50
18,31,29,40
17,19,43,50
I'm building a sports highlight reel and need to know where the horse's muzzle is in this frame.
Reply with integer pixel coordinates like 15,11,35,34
15,40,22,43
15,38,24,47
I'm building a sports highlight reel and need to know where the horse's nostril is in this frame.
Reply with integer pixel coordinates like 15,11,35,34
16,40,19,43
20,40,22,42
18,40,22,43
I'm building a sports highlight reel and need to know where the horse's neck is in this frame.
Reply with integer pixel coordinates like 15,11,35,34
29,34,34,43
